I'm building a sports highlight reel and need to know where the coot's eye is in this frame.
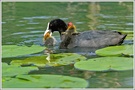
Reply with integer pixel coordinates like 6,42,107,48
49,24,52,26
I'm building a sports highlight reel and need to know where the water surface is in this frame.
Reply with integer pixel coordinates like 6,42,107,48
2,2,133,88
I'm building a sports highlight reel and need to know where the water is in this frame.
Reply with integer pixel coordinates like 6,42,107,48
2,2,133,88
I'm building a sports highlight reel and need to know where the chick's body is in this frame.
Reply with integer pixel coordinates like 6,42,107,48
43,31,57,46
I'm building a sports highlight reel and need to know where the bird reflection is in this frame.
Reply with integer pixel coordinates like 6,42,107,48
44,48,54,63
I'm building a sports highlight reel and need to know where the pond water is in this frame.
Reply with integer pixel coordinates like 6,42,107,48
2,2,133,88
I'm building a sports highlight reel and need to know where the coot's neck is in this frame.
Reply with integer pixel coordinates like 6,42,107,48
51,26,67,34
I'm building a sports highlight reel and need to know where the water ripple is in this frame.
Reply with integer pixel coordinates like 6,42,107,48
27,22,40,25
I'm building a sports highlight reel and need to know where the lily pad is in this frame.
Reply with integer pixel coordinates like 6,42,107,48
2,63,38,77
125,34,133,40
10,53,86,67
95,45,133,56
2,45,45,58
117,30,133,40
3,74,89,88
74,57,133,71
118,30,133,34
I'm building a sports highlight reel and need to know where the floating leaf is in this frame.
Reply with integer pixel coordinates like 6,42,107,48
3,74,89,88
2,45,45,58
117,30,133,40
2,63,38,77
10,53,86,67
74,57,133,71
125,34,133,40
95,45,133,56
118,30,133,34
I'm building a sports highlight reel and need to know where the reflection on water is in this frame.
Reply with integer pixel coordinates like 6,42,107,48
88,70,133,88
2,2,16,20
2,2,133,88
87,2,100,30
30,64,133,88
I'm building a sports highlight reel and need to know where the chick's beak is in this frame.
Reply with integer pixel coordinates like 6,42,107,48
44,31,52,40
44,22,52,40
44,29,52,36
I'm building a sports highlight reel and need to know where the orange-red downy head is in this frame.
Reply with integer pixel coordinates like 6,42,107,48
68,22,73,27
67,22,75,30
44,31,51,40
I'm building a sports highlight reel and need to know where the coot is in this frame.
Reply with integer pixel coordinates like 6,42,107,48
44,19,127,49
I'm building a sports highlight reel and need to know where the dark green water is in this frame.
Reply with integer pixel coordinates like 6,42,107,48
2,2,133,88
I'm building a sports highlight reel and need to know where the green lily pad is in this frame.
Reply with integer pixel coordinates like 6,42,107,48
2,63,38,77
74,57,133,71
118,30,133,34
3,74,89,88
10,53,86,67
2,45,45,58
95,45,133,56
125,34,133,40
117,30,133,40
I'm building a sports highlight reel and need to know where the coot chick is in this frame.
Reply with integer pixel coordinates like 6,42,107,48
43,31,57,46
